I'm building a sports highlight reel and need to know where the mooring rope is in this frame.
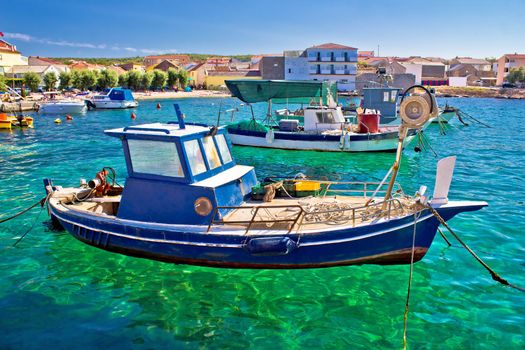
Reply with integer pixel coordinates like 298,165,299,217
457,110,491,128
403,211,421,350
0,197,46,224
427,205,525,293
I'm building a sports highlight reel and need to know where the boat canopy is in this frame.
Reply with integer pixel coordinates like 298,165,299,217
108,88,135,101
225,80,337,105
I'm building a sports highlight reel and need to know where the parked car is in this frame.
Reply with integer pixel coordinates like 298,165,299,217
502,83,516,88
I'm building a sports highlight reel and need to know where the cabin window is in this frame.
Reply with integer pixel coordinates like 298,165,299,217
128,139,184,177
202,136,222,169
214,134,232,163
316,111,336,124
184,139,207,176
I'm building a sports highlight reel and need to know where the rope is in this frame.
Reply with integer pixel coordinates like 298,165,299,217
13,202,46,247
403,211,420,350
427,205,525,293
457,110,491,128
437,227,452,246
0,197,46,224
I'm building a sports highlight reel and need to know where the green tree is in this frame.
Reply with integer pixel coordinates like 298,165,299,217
167,68,178,89
177,69,189,88
58,71,72,90
70,70,82,89
0,74,6,91
506,67,525,84
126,70,142,90
24,72,41,92
118,72,128,88
42,71,58,91
150,70,167,90
97,69,119,90
140,71,154,90
80,70,98,90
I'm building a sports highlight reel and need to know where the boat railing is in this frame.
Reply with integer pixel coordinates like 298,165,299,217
207,197,408,235
207,205,305,234
308,180,404,198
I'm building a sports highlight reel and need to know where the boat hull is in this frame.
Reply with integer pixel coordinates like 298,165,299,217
38,103,87,114
432,110,456,124
227,128,417,152
48,200,485,269
92,100,138,109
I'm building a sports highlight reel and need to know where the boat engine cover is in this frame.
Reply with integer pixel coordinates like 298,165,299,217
245,236,297,256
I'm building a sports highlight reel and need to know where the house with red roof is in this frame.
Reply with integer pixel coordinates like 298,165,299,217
0,39,28,74
143,54,190,68
496,53,525,85
284,43,358,91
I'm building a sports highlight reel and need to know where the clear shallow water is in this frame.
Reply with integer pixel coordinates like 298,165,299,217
0,97,524,349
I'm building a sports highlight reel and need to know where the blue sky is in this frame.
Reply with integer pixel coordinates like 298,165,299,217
2,0,524,58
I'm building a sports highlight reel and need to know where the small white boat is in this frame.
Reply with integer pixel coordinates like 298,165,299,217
225,80,424,153
89,88,138,109
38,100,87,114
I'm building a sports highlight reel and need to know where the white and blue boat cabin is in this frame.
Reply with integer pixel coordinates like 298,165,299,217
90,88,138,109
105,116,257,225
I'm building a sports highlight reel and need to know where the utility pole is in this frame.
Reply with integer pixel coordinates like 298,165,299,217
377,44,380,57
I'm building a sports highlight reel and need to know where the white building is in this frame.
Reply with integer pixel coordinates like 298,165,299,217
284,43,358,91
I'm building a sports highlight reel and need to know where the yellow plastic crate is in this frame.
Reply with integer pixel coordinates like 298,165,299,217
294,181,321,192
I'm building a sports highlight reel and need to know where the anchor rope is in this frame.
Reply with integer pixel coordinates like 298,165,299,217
0,197,46,224
427,205,525,293
403,211,421,350
457,110,491,128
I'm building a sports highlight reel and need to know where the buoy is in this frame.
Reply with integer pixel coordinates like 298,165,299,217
66,115,73,121
131,112,136,119
156,103,161,109
54,118,62,124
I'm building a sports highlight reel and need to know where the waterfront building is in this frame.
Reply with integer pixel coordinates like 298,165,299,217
496,53,525,85
119,63,145,72
187,63,207,87
143,54,190,68
284,43,358,91
450,57,492,72
204,70,260,88
259,56,285,80
0,39,28,74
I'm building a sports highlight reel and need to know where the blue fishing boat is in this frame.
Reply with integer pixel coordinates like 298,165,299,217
43,102,486,268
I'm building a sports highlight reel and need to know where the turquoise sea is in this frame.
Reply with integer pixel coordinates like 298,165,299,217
0,97,523,349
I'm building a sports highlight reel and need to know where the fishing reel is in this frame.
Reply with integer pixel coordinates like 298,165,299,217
399,85,438,128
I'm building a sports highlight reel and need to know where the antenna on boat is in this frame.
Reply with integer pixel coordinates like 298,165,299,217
215,100,223,127
381,85,437,209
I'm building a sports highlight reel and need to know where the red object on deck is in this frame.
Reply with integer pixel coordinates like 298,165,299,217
357,112,380,133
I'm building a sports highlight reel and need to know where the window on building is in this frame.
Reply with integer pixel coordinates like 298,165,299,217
288,68,291,73
184,139,207,176
129,139,184,178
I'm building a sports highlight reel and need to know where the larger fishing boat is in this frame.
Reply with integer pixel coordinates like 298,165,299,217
43,98,487,268
224,80,426,152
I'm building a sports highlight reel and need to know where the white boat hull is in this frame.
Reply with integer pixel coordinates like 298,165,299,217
38,103,87,114
93,100,138,109
228,132,417,152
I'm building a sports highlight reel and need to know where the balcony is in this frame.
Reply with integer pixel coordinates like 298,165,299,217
320,56,331,62
335,56,345,62
334,68,346,75
320,68,332,74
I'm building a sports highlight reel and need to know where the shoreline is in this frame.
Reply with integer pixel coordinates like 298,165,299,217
434,86,525,99
133,90,231,100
